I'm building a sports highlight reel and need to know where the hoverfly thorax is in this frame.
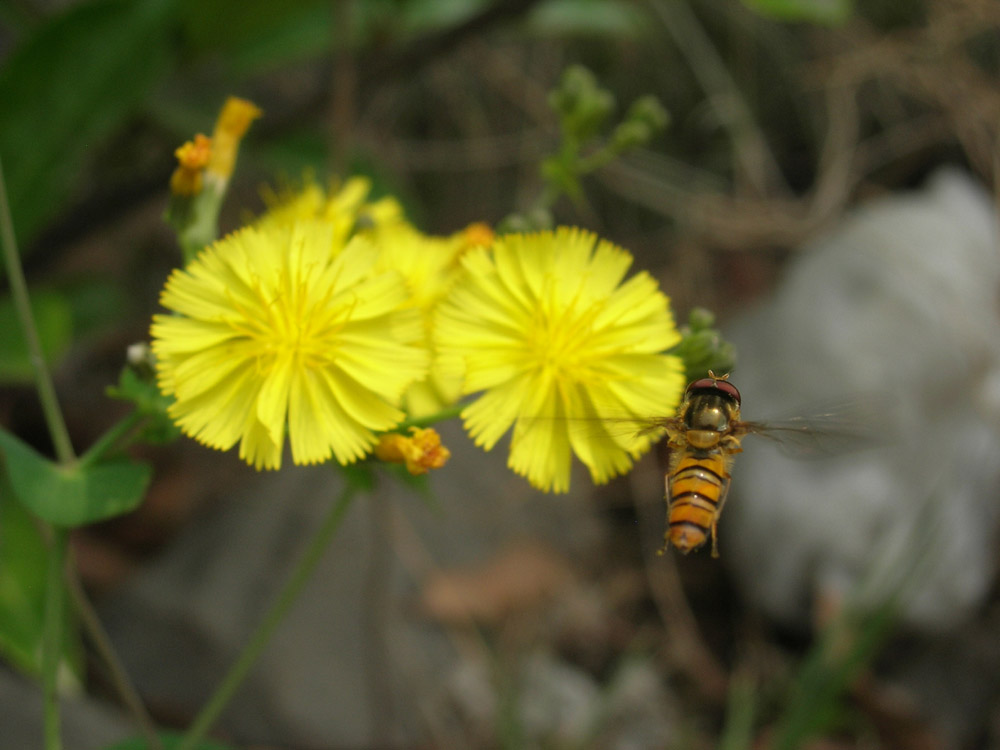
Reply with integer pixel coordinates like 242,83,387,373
683,392,738,432
679,376,743,448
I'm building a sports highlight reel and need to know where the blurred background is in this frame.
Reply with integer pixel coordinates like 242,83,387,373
2,0,1000,748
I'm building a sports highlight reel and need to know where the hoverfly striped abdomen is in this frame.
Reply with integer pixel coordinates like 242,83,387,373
663,373,743,557
666,454,729,554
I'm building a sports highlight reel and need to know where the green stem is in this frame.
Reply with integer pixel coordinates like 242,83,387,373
169,184,224,264
64,566,162,750
177,483,359,750
0,157,77,750
77,410,145,469
578,145,618,176
537,181,563,213
394,401,466,431
362,492,393,744
42,529,68,750
0,158,75,465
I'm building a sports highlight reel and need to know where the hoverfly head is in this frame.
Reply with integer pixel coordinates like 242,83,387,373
683,374,742,430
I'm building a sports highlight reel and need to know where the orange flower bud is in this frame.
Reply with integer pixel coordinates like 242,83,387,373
461,222,494,250
175,134,212,169
375,428,450,475
169,134,213,196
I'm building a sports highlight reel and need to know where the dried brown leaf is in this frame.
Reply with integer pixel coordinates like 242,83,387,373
419,540,574,626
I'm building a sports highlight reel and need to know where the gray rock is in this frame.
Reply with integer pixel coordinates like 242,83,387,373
441,652,675,749
100,420,606,747
722,169,1000,632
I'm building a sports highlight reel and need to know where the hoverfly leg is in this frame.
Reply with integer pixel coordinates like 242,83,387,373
710,478,731,559
658,472,672,557
720,434,743,454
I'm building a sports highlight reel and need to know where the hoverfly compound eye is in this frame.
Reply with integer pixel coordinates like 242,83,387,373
686,376,741,404
714,380,741,404
687,377,717,392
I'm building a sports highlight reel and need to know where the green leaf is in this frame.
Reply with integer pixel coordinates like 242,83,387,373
63,277,128,337
0,288,73,384
719,671,758,750
174,0,495,77
741,0,852,25
0,481,81,677
176,0,336,74
527,0,649,36
105,731,235,750
0,429,151,527
107,366,181,444
0,0,174,243
0,484,50,674
771,603,897,748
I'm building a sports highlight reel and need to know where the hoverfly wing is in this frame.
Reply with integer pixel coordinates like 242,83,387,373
734,401,879,459
632,415,683,440
561,415,668,444
522,413,680,446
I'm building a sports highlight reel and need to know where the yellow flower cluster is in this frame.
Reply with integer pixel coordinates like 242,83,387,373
152,180,684,489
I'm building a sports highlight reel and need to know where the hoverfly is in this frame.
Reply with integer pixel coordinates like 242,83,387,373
651,370,853,559
658,372,747,558
643,371,871,558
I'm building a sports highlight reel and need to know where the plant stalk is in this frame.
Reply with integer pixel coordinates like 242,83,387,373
395,401,466,431
178,483,358,750
0,158,75,465
78,410,145,469
0,158,81,750
42,529,68,750
362,492,394,744
64,566,162,750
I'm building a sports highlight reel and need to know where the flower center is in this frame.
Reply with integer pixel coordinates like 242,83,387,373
528,293,600,380
232,269,352,372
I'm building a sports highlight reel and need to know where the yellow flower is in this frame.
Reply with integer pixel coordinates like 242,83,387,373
151,221,429,470
434,227,684,493
372,222,464,307
256,175,404,245
375,427,451,475
259,176,496,416
369,220,488,416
